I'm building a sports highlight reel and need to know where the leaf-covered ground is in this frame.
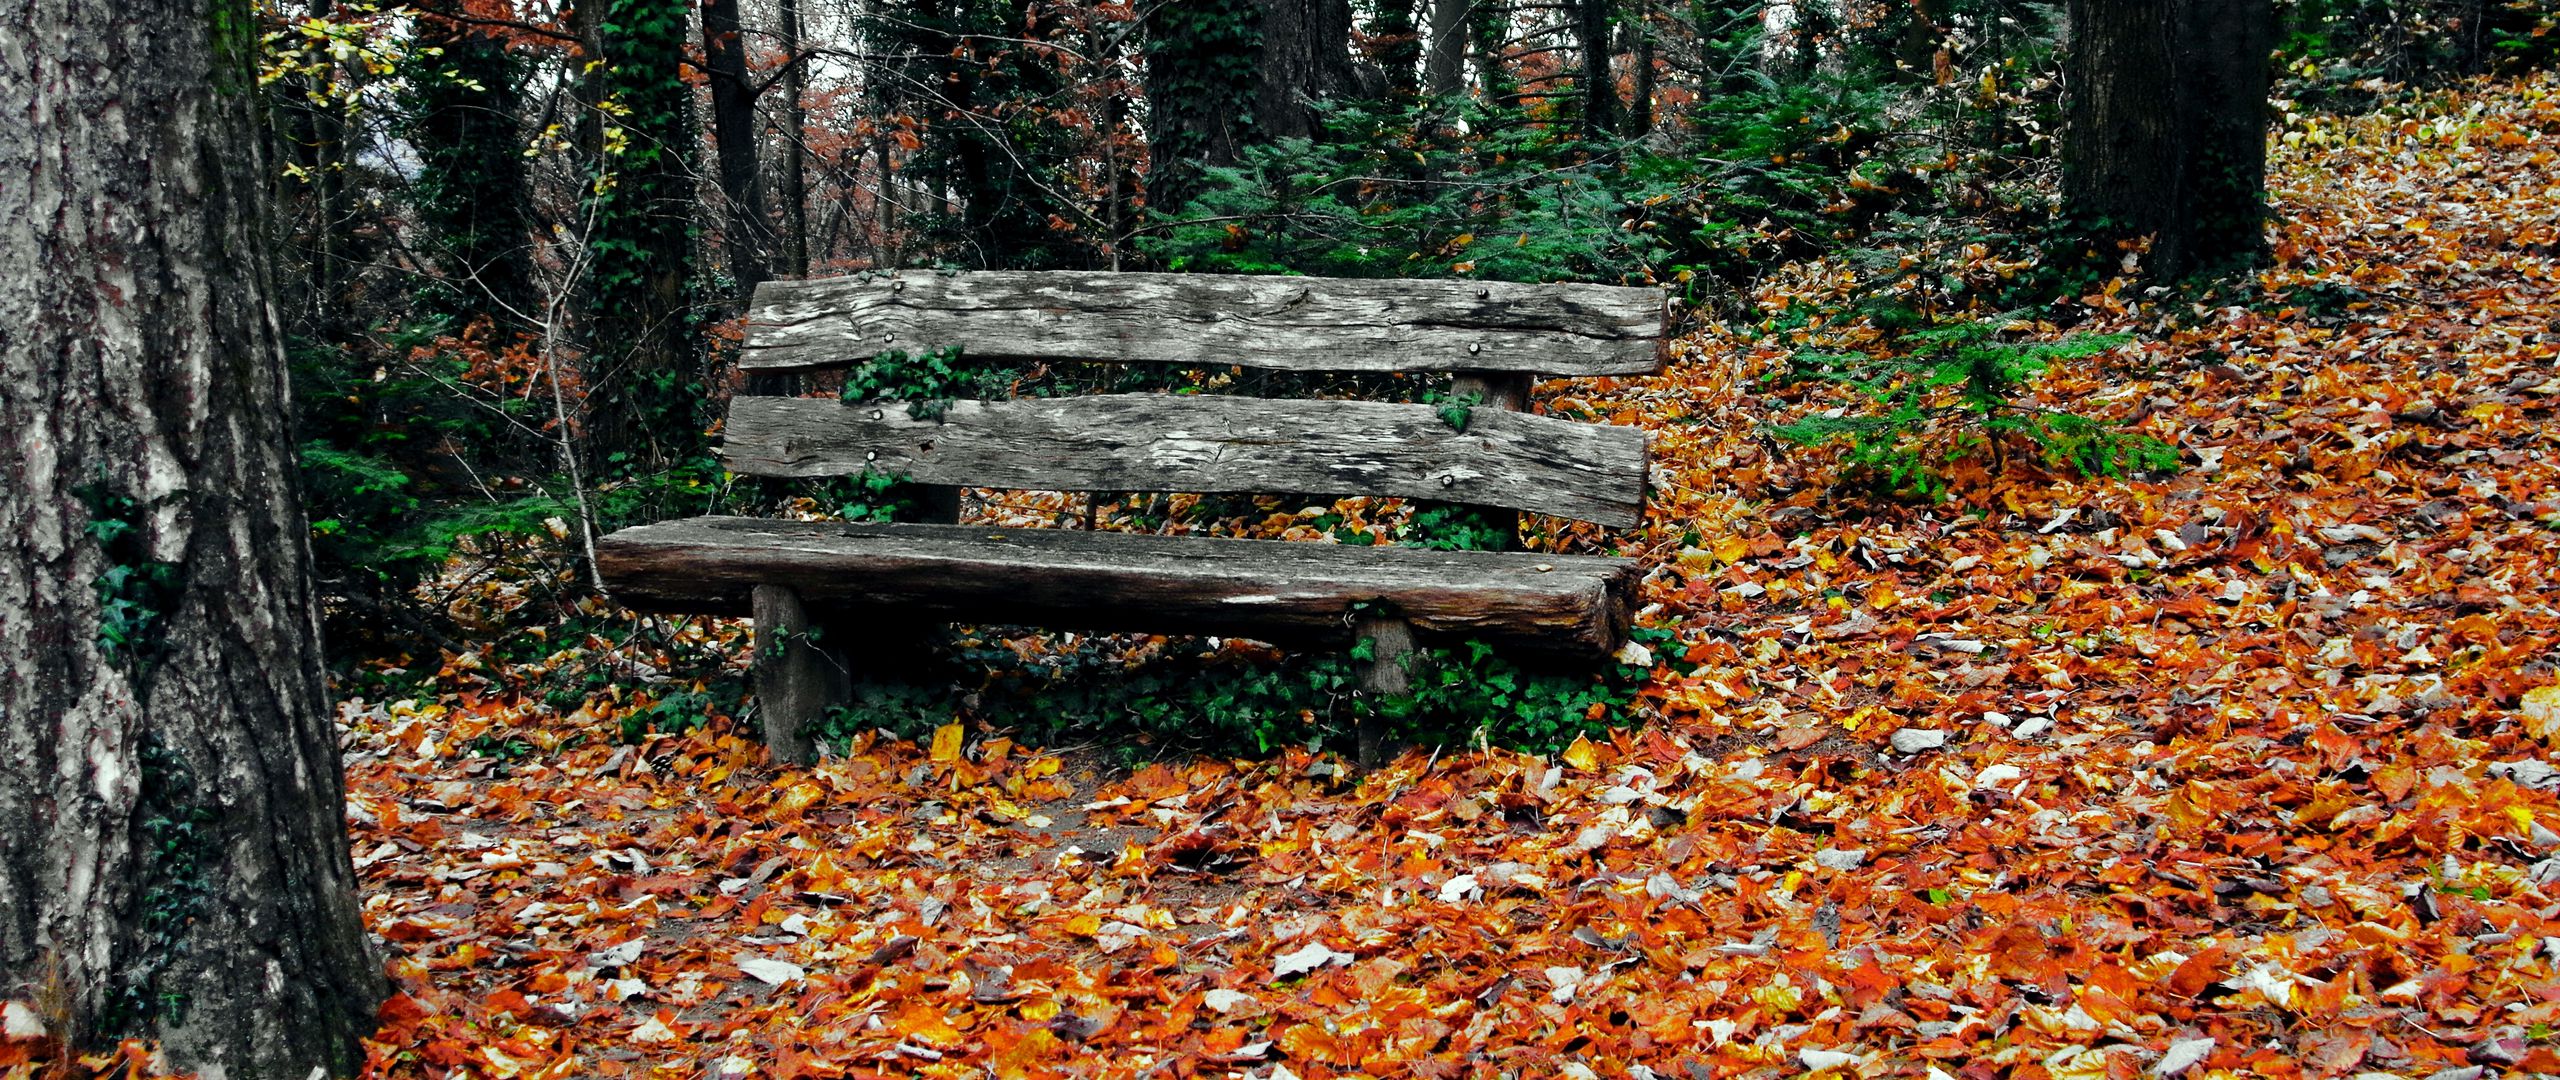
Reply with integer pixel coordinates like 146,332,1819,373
340,75,2560,1079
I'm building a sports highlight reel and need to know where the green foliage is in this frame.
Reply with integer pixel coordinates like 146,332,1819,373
803,625,1669,760
622,684,742,741
76,480,183,671
826,470,927,523
1426,390,1479,433
1399,501,1516,552
1145,100,1723,285
102,735,217,1033
1366,627,1674,755
840,345,984,420
1767,310,2175,498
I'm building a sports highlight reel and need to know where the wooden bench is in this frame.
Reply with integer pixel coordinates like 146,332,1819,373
597,270,1667,763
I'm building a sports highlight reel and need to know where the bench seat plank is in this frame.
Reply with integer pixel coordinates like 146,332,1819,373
598,517,1639,659
742,271,1669,377
721,394,1649,528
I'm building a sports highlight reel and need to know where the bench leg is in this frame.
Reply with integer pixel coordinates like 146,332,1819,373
1354,614,1417,770
753,584,849,765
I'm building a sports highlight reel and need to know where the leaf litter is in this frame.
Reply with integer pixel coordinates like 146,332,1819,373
309,73,2560,1079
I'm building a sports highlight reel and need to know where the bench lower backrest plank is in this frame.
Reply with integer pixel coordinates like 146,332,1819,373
721,394,1649,528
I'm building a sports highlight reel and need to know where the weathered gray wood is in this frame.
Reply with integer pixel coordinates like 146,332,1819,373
721,394,1649,527
751,585,843,765
598,517,1639,658
742,270,1670,376
1354,614,1417,768
1447,370,1539,547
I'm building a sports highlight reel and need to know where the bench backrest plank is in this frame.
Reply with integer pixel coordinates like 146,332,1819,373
721,394,1649,528
742,270,1670,376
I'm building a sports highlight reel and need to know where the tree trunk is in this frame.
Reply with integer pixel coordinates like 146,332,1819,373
0,0,386,1071
579,0,700,466
1574,0,1615,135
703,0,768,303
776,0,812,277
1471,0,1514,101
1254,0,1362,140
1142,0,1263,214
2061,0,2274,279
1629,12,1654,137
409,0,540,323
1370,0,1423,98
1423,0,1470,96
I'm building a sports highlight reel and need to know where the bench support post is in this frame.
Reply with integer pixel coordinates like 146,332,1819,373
752,583,848,765
1452,371,1533,551
1354,613,1417,769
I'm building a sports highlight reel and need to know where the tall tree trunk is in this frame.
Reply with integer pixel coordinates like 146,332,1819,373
1143,0,1264,214
2061,0,2274,279
1471,0,1514,102
1422,0,1470,95
1574,0,1616,134
1254,0,1361,140
1629,9,1654,137
703,0,768,302
409,0,540,324
777,0,812,277
579,0,699,466
0,0,386,1071
1371,0,1424,98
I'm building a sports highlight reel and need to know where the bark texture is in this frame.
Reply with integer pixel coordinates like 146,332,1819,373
1422,0,1471,96
703,0,769,301
1253,0,1363,139
1573,0,1615,135
2061,0,2275,279
775,0,812,277
0,0,385,1072
408,0,538,323
599,518,1640,658
1143,0,1266,214
720,394,1651,526
744,270,1670,375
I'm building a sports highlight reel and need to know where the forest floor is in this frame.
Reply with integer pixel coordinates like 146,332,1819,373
341,73,2560,1079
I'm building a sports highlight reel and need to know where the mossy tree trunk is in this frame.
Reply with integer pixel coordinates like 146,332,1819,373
0,0,387,1072
578,0,700,468
409,0,540,324
703,0,768,302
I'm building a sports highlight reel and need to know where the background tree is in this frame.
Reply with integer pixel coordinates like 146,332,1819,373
408,0,541,323
2061,0,2278,279
578,0,700,465
1144,0,1267,214
0,0,385,1070
704,0,772,301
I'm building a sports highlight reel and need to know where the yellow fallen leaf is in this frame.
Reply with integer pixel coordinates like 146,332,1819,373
629,1013,682,1045
1561,734,1598,771
1713,534,1750,563
930,722,965,763
2522,685,2560,743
